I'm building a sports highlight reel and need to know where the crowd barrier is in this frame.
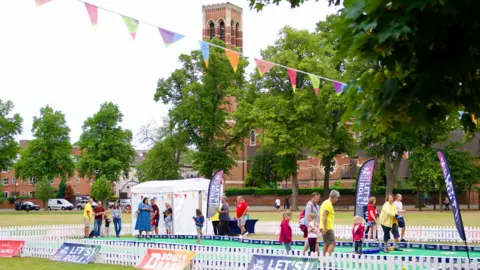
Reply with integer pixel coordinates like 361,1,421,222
1,222,479,243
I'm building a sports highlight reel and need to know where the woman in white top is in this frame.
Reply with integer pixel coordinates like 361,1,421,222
275,197,281,211
393,194,406,242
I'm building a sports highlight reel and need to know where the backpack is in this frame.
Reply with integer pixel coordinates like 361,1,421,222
298,203,315,226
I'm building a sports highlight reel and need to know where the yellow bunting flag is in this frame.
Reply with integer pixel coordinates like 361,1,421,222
225,50,240,72
472,114,478,127
254,58,275,77
287,68,297,93
35,0,52,6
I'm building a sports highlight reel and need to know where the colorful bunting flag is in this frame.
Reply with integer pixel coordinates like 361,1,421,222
332,81,347,94
158,28,184,47
225,50,240,72
174,193,180,198
199,41,210,68
287,69,297,93
192,193,195,198
309,74,320,95
254,58,275,77
84,3,98,31
167,194,171,199
472,114,478,127
184,194,187,198
122,16,139,40
35,0,52,6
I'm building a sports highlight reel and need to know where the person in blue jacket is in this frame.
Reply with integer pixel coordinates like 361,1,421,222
193,209,205,244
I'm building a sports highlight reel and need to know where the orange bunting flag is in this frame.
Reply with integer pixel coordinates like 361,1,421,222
254,58,275,77
35,0,52,6
84,3,98,31
225,50,240,72
287,68,297,93
167,194,171,199
473,114,478,127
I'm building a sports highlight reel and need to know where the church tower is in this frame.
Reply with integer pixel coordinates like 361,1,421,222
202,2,243,52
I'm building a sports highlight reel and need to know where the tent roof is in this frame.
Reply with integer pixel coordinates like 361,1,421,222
130,178,210,194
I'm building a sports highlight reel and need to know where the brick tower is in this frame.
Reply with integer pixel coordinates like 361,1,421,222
202,2,243,51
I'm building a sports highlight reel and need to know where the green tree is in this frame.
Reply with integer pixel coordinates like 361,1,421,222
57,180,66,199
136,137,182,181
37,177,55,210
91,176,113,204
244,149,283,188
14,106,75,183
154,38,249,179
0,99,23,171
77,102,135,181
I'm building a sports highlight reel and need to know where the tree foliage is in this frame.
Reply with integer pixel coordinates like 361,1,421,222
57,180,66,199
154,38,249,179
137,136,182,181
14,106,75,182
91,176,113,203
0,100,23,171
77,102,135,181
244,150,283,188
36,178,55,210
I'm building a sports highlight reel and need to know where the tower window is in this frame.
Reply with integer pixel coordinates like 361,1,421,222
235,23,240,47
231,21,235,46
219,20,225,42
209,21,215,39
250,130,256,146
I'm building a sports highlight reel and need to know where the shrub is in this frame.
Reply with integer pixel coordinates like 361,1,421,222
18,195,31,200
7,196,16,204
225,187,420,196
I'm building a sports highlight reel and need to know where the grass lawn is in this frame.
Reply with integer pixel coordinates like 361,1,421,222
2,258,134,270
0,210,479,227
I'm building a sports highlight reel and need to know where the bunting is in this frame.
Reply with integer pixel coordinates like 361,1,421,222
309,74,320,95
35,0,52,6
158,28,184,47
332,81,347,94
287,69,297,93
174,194,180,198
225,50,240,72
254,58,275,77
167,194,171,199
472,114,478,127
122,16,139,40
84,3,98,31
199,41,210,68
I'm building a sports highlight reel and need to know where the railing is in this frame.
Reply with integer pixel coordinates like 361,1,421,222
17,238,480,270
1,222,479,243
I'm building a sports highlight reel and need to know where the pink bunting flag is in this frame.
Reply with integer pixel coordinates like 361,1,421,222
35,0,52,6
84,3,98,31
254,58,275,77
184,194,187,198
287,68,297,93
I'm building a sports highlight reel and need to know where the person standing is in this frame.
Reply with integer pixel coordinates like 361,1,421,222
367,197,378,242
284,197,290,210
275,197,281,211
320,190,340,256
444,196,450,210
193,209,205,244
112,201,122,238
83,198,93,238
93,201,105,237
236,196,249,237
151,198,159,234
210,205,220,235
279,211,292,252
300,192,320,254
352,216,365,254
379,194,402,253
135,197,153,239
218,196,231,236
394,194,407,242
163,202,173,234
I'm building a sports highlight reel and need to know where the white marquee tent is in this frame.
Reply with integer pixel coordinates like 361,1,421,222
130,178,215,235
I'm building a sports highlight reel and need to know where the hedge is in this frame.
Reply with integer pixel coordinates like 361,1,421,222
225,187,420,196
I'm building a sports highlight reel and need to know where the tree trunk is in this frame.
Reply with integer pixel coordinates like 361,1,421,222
291,173,299,211
385,151,394,196
323,163,331,199
467,190,470,209
415,191,424,211
439,190,443,212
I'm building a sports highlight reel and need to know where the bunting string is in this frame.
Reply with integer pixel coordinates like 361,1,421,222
36,0,351,94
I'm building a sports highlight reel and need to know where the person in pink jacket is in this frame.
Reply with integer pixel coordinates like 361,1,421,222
279,211,293,252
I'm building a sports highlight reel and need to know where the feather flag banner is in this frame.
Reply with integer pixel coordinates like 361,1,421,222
225,50,240,72
35,0,52,6
254,58,275,77
122,16,139,39
287,68,297,92
333,81,347,94
158,28,184,47
309,74,320,95
84,3,98,31
199,41,210,68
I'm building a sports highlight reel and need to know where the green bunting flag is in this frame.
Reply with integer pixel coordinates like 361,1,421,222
309,74,320,95
122,16,139,40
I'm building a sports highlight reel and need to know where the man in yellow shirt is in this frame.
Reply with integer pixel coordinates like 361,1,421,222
83,198,93,238
320,190,340,256
379,194,402,253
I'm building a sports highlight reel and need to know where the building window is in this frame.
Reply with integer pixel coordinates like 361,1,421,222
77,177,80,183
2,191,8,198
219,20,225,42
76,192,80,196
231,21,235,45
250,130,256,146
21,192,25,195
50,179,54,184
68,177,72,183
3,178,8,185
29,176,36,185
12,178,16,185
89,178,93,184
209,21,215,39
235,23,240,47
30,192,35,198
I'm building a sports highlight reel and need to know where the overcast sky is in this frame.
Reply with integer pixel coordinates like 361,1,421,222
1,0,337,148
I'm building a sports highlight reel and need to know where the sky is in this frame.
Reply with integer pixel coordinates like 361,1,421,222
1,0,337,148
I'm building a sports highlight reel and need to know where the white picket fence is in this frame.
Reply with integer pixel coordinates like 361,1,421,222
0,222,479,243
17,238,480,270
255,222,480,243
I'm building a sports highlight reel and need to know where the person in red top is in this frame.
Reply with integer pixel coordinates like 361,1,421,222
367,196,377,242
236,196,249,237
353,216,365,254
279,211,293,252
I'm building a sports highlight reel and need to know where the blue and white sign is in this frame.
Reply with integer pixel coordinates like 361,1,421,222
247,254,317,270
51,243,100,264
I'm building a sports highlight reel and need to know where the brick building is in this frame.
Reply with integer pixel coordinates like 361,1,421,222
202,2,243,51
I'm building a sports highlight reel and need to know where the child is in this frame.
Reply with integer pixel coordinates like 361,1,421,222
279,211,292,252
353,216,365,254
165,209,173,235
151,213,157,233
193,209,205,244
307,213,318,254
367,196,377,242
104,214,111,237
